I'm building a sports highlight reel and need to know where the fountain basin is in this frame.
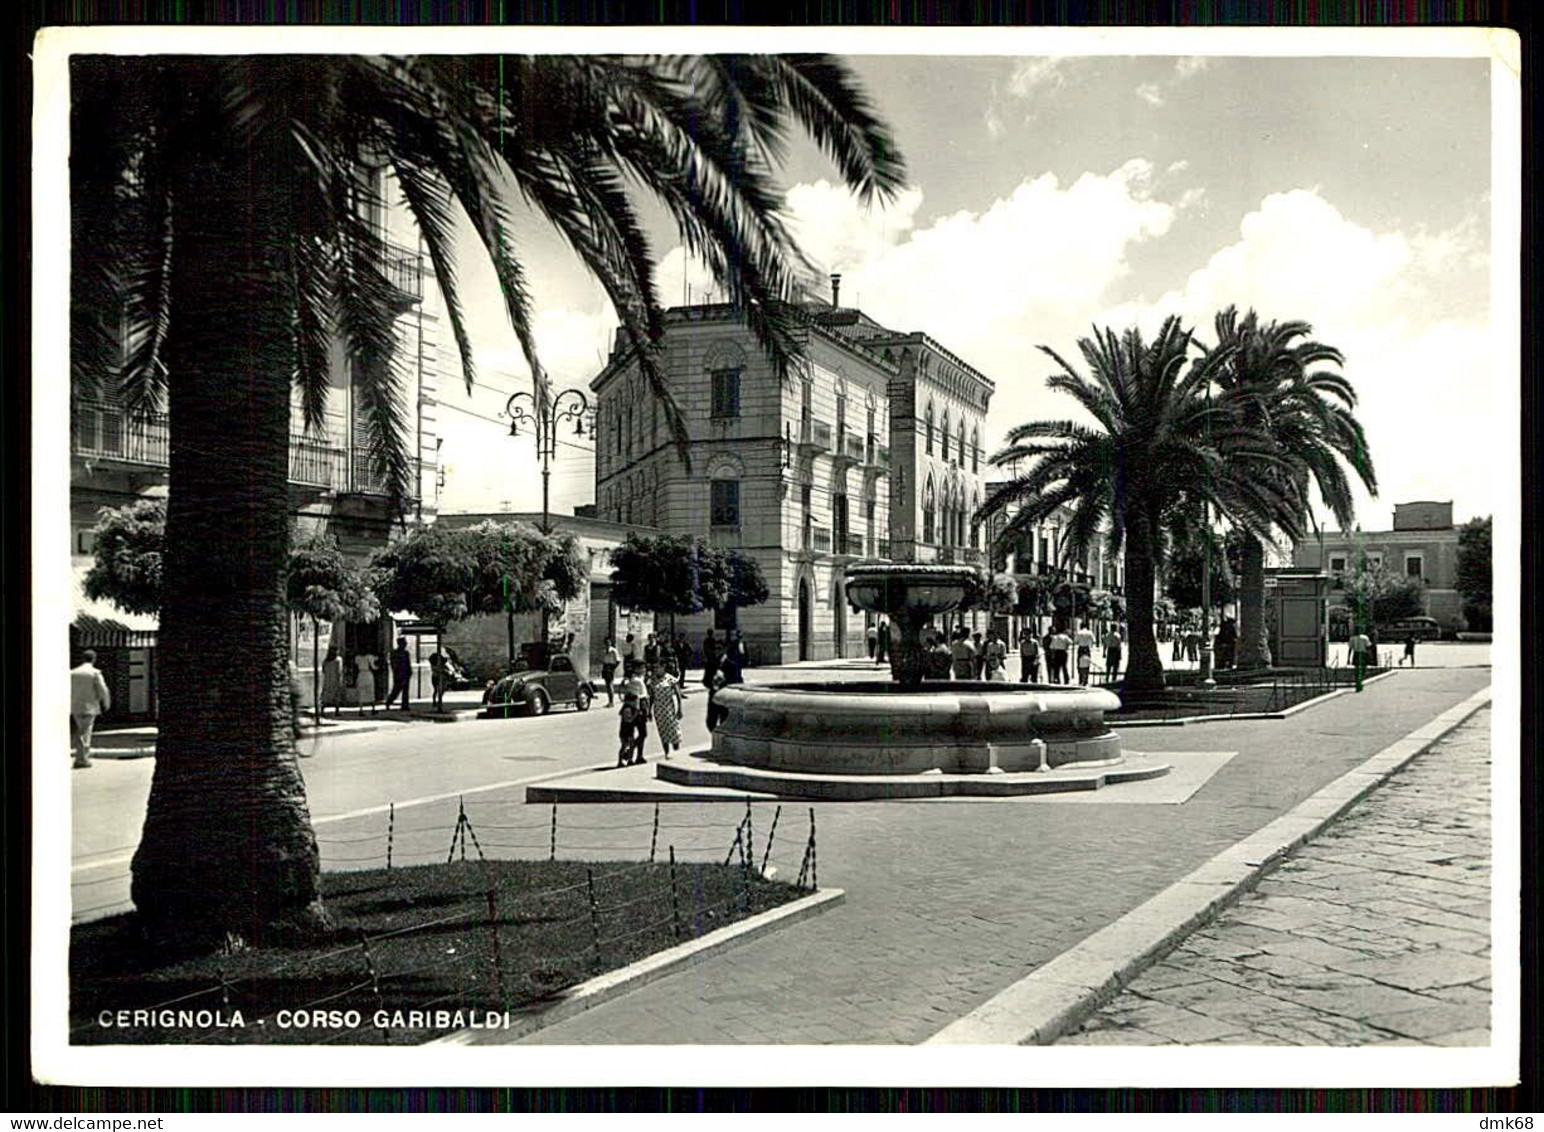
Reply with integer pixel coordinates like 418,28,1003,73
707,681,1122,776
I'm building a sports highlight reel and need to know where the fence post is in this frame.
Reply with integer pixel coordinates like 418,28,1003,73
550,801,558,862
724,821,745,868
669,845,681,939
586,867,601,972
446,808,465,865
484,886,506,1006
360,935,389,1044
744,800,755,876
809,807,818,892
649,802,660,864
462,807,487,863
458,796,468,862
386,802,395,872
760,805,782,875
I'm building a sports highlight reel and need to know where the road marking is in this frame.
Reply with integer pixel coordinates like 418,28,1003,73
70,761,613,876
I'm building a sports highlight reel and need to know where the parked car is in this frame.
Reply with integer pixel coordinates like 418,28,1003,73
1377,616,1442,642
480,646,595,717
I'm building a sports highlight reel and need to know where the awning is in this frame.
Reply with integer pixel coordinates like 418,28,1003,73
71,562,159,648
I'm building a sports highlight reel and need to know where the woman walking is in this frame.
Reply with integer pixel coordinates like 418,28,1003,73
647,663,684,758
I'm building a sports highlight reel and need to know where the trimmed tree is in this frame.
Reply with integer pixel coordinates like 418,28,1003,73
1335,563,1427,632
1456,516,1492,632
609,534,706,629
714,548,771,627
82,498,166,616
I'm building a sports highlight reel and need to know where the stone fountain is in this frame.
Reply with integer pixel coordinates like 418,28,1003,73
652,561,1169,800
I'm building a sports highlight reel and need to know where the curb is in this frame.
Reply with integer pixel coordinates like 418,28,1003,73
925,683,1492,1045
427,887,846,1046
1114,669,1397,729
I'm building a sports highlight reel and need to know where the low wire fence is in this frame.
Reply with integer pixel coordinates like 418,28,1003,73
1093,662,1392,723
71,799,820,1045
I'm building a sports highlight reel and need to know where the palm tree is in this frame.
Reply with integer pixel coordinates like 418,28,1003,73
1206,307,1377,668
978,318,1301,692
71,54,903,947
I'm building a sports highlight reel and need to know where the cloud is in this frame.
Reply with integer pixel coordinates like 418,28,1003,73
1096,189,1492,525
1007,57,1071,98
1174,56,1209,79
1136,82,1165,107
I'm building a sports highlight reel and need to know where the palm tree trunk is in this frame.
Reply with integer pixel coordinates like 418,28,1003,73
1236,533,1272,669
312,615,323,728
130,152,327,947
1122,508,1165,692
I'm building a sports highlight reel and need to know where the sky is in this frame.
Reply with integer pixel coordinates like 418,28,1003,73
434,48,1499,540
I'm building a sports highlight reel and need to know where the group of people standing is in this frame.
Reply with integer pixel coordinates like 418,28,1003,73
602,627,750,766
1169,618,1238,670
1017,623,1126,686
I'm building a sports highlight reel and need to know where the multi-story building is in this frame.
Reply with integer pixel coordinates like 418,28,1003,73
590,294,995,664
70,168,447,716
1290,500,1467,631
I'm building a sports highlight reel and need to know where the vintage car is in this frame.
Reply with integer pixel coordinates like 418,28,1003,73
1377,615,1443,642
480,646,595,717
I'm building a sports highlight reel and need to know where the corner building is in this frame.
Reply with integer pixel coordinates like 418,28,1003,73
591,302,994,665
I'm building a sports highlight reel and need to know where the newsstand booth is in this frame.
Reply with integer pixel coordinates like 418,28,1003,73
1264,567,1330,668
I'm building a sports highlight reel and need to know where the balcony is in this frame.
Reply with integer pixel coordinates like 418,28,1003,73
382,240,424,303
877,538,891,559
288,435,344,491
833,429,865,466
797,418,832,454
799,523,832,554
833,532,864,557
72,400,169,468
348,448,392,496
936,546,985,567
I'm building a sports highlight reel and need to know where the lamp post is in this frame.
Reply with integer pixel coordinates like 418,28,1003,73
1199,380,1216,690
506,387,590,647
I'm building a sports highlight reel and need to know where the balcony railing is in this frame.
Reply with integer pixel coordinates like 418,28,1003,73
289,435,343,490
383,241,424,302
840,432,866,462
798,418,832,452
835,532,864,557
72,400,169,467
877,538,891,559
349,448,392,496
811,524,832,553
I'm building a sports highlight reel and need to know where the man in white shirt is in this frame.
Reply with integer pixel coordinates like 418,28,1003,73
70,650,112,768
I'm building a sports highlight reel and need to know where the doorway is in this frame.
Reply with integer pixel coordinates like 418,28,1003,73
798,578,812,661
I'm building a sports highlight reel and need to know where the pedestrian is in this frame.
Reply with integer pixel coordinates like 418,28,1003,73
675,633,692,680
643,632,660,671
647,663,684,758
928,633,952,680
619,669,651,764
950,628,977,681
1019,631,1041,683
387,636,412,711
1074,622,1096,685
600,637,622,706
1104,625,1125,680
983,629,1008,682
1402,633,1417,667
1172,632,1184,662
866,622,878,661
621,632,639,677
70,649,112,768
724,630,748,684
706,671,730,732
1048,627,1072,684
702,629,720,690
972,631,986,679
877,619,890,665
1348,625,1373,683
617,696,642,768
1187,629,1201,663
1215,617,1238,670
428,648,449,712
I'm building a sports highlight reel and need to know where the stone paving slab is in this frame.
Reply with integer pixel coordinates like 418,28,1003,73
1060,705,1491,1047
518,666,1488,1044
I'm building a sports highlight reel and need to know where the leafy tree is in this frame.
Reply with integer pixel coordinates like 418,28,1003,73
610,534,705,617
1456,516,1492,631
1206,308,1377,667
82,499,166,616
960,570,1018,615
371,526,476,630
1162,528,1239,612
1335,563,1427,630
721,549,770,612
978,318,1301,691
287,536,380,724
72,53,901,945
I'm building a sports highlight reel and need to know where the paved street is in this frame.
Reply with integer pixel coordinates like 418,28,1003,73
1059,706,1491,1047
67,659,1493,1046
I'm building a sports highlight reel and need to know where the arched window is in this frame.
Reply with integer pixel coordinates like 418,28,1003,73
941,409,951,462
925,400,935,455
971,426,980,473
923,476,936,545
957,418,967,469
971,491,982,549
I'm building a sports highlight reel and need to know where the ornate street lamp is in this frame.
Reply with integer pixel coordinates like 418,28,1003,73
505,387,590,535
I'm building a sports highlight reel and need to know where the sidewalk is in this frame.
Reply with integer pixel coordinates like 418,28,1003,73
1059,706,1491,1046
516,665,1490,1044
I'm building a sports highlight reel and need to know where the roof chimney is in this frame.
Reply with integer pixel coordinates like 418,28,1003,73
830,273,842,308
